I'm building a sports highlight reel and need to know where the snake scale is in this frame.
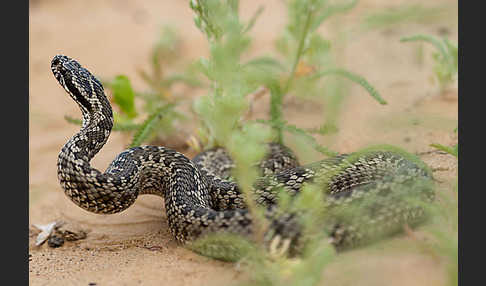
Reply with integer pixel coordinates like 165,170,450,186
52,55,434,253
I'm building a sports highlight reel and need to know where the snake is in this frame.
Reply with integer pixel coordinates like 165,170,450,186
52,55,435,254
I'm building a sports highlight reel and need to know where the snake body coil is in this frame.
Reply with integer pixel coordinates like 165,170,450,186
53,55,434,251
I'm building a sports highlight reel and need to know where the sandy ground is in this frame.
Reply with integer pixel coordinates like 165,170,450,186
29,0,458,285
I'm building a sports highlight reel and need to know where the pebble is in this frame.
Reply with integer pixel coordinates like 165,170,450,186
47,235,65,248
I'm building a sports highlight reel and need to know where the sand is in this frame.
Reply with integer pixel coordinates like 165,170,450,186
29,0,458,285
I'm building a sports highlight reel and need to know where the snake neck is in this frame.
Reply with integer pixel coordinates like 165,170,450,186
66,116,113,160
57,95,113,188
56,93,123,213
57,108,215,216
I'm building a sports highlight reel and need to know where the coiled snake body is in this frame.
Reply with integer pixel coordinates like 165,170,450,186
53,55,434,252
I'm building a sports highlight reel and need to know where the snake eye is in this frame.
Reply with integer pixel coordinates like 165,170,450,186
51,55,68,83
51,56,61,67
51,55,68,70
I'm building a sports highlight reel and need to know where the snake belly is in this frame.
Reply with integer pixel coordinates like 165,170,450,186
52,55,434,251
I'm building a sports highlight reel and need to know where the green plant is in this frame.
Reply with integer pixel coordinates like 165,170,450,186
268,0,388,148
191,0,386,157
430,143,458,158
430,127,458,158
185,1,414,286
189,2,457,285
190,0,278,238
401,34,458,93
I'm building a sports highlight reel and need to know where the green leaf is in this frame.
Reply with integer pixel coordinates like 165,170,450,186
197,57,212,80
401,34,458,88
129,104,174,148
307,122,339,135
401,34,449,62
430,143,458,158
444,38,458,70
243,57,285,71
111,75,137,118
241,57,284,92
243,5,264,34
193,93,248,146
303,34,332,66
188,233,258,262
311,0,358,31
256,119,339,157
64,114,140,132
310,68,387,105
64,115,82,126
282,123,339,157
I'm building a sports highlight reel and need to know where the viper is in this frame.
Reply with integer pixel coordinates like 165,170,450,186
52,55,434,253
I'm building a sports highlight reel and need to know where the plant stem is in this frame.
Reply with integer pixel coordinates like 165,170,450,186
269,84,284,143
284,5,315,94
270,4,315,143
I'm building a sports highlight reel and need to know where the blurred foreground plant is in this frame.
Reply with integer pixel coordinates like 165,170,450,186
185,3,435,286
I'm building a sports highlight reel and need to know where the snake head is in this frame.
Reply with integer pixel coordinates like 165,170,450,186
51,55,105,114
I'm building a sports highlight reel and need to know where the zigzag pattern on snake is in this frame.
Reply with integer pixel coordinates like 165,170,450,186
52,55,434,252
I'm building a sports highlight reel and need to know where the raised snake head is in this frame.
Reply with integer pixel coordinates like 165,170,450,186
51,55,106,115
